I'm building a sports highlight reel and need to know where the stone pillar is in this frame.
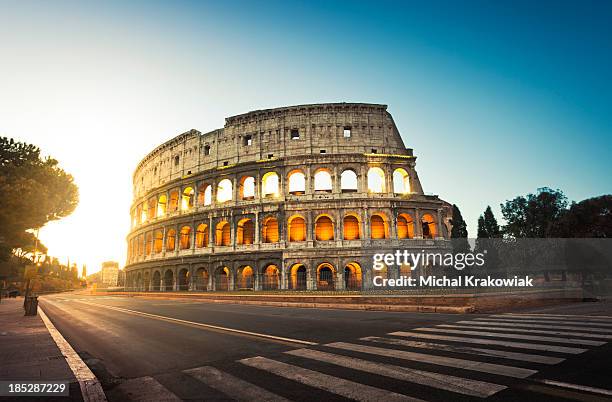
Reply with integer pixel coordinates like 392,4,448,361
332,165,340,194
415,208,423,239
385,165,394,196
173,267,179,291
363,208,370,240
307,211,314,241
359,164,367,194
254,211,260,244
208,216,214,246
389,210,398,239
437,208,444,239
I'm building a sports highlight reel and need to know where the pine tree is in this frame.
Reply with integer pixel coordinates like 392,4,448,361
476,206,502,276
450,204,470,253
477,206,501,238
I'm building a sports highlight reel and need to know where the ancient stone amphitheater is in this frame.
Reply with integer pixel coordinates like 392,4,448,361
125,103,452,292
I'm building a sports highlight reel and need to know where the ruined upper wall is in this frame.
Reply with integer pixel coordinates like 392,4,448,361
132,103,411,198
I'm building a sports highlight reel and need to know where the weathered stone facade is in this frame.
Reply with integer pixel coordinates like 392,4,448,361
125,103,452,292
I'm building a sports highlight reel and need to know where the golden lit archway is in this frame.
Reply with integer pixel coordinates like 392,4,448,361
317,263,335,290
422,213,437,239
393,168,410,194
262,217,279,243
370,213,389,239
343,214,360,240
289,263,307,290
367,167,385,193
262,172,280,197
344,262,362,290
168,190,179,212
237,218,254,245
182,187,195,210
315,215,334,241
157,194,167,217
198,184,212,206
215,221,231,246
397,213,415,239
195,223,208,248
288,215,306,242
262,264,280,290
153,230,163,253
166,229,176,251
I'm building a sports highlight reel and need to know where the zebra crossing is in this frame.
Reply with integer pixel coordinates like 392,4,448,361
113,312,612,401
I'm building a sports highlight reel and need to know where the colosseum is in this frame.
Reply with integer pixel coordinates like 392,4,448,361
125,103,453,292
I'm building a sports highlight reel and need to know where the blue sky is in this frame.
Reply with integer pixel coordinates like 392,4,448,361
1,0,610,271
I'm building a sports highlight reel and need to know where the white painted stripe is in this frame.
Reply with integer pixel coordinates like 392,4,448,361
472,319,612,333
39,307,107,402
240,356,422,402
286,348,506,398
446,323,612,340
184,366,289,402
502,313,612,321
414,327,605,347
325,342,536,378
361,336,564,365
113,376,181,402
73,300,316,346
535,379,612,396
389,331,586,354
479,317,612,328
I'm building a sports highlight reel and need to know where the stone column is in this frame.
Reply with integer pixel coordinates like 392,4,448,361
415,208,423,239
208,216,214,247
254,211,260,244
437,208,444,239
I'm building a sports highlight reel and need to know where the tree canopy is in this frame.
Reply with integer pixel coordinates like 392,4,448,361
552,195,612,238
501,187,567,238
0,137,79,260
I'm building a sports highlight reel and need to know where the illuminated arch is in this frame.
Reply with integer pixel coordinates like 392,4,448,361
137,234,144,256
145,232,152,255
168,190,179,212
214,266,230,291
288,170,306,194
237,218,254,245
315,215,334,241
288,215,306,242
179,225,192,249
181,187,195,210
262,216,279,243
152,270,161,291
262,172,280,197
422,213,437,239
314,169,333,192
344,262,362,290
317,263,335,290
261,264,280,290
393,168,410,194
153,230,163,253
370,213,389,239
157,194,167,217
239,176,255,200
217,179,233,203
397,213,415,239
137,204,145,224
215,221,231,246
166,229,176,251
340,169,358,192
343,214,360,240
163,269,174,291
195,223,208,248
194,267,209,291
147,197,157,220
367,167,386,193
237,266,254,290
289,263,307,290
198,184,212,206
178,268,190,291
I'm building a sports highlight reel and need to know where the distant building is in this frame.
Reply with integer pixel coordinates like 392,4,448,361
101,261,120,287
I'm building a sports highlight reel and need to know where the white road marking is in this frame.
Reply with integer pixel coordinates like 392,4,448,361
71,300,317,346
414,327,605,346
240,356,422,402
361,336,564,365
445,323,612,340
534,379,612,396
285,348,506,397
477,317,612,328
389,331,586,354
471,319,612,334
184,366,289,402
325,342,536,378
501,313,612,321
39,307,107,402
113,376,181,402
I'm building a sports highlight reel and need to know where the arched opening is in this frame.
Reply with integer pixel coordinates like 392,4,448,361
240,176,255,200
153,230,163,253
315,215,334,241
147,197,157,220
422,213,437,239
137,235,144,256
314,169,333,192
182,187,195,210
262,264,280,290
178,268,190,291
215,221,231,246
140,204,147,224
195,223,209,248
375,264,389,288
166,229,176,251
397,213,415,239
288,170,306,195
136,272,143,291
340,170,358,192
163,269,174,291
371,214,389,239
288,215,306,242
214,266,230,291
317,263,335,290
198,184,212,206
237,218,254,245
179,226,191,249
262,217,279,243
393,168,410,194
238,266,254,290
194,267,209,291
157,195,167,217
144,271,150,291
152,271,161,291
217,179,233,203
168,190,179,212
145,232,152,255
367,167,386,193
262,172,280,198
289,264,307,290
344,263,362,290
343,215,360,240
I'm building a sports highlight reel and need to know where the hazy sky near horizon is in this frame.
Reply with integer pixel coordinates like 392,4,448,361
1,0,611,273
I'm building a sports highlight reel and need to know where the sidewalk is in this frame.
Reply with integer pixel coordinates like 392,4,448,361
0,297,82,401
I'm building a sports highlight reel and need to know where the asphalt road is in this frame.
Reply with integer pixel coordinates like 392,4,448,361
39,293,612,402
